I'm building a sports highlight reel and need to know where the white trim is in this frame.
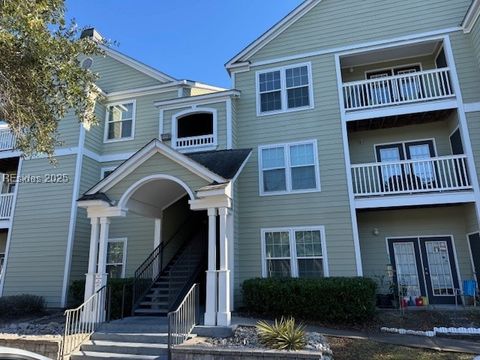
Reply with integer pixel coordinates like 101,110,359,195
171,108,218,151
100,44,176,83
106,237,128,278
355,191,476,209
334,54,363,276
86,140,226,195
154,90,240,109
118,174,195,210
230,28,462,72
0,158,22,297
466,231,479,279
154,218,162,249
258,139,321,196
260,226,329,278
225,0,322,69
103,99,136,143
463,102,480,113
61,124,85,307
226,98,233,149
463,0,480,33
101,166,117,180
255,62,314,117
364,62,423,80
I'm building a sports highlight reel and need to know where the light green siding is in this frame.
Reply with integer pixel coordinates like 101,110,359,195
84,102,106,154
69,156,102,289
341,55,437,83
57,111,81,149
105,152,209,203
3,156,77,307
466,111,480,182
233,54,358,303
348,117,458,164
161,102,228,151
469,15,480,69
450,32,480,103
90,54,164,93
358,205,475,291
250,0,471,62
0,232,6,253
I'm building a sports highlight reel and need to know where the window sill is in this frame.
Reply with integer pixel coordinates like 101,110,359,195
257,105,314,117
259,187,321,197
103,137,135,144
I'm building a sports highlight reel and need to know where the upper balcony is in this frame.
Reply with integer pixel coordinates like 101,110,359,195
0,127,16,152
339,40,457,121
347,109,475,208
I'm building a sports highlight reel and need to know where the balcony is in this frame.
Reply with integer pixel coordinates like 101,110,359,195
0,193,14,220
351,155,472,198
174,134,215,151
0,129,16,151
343,68,454,111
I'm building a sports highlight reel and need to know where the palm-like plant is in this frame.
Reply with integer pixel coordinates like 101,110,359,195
256,317,307,351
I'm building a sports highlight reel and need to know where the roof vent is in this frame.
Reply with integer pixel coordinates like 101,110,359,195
80,28,103,42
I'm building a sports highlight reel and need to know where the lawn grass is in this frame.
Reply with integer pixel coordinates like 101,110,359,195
326,336,474,360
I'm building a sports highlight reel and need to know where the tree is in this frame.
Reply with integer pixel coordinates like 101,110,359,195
0,0,103,157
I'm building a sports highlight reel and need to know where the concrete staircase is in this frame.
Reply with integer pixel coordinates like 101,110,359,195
70,317,175,360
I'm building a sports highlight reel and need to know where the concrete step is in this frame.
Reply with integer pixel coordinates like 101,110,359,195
98,323,168,333
139,301,168,307
91,332,169,344
71,350,166,360
134,308,168,315
80,340,168,356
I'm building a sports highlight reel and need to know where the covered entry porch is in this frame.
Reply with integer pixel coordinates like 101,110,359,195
77,140,250,327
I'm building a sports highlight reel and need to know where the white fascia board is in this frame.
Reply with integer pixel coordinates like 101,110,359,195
463,0,480,33
86,140,226,195
185,81,227,92
225,0,322,70
100,44,176,83
105,81,189,101
153,90,241,108
355,192,476,209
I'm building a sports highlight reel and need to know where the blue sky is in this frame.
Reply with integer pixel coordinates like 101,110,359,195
65,1,303,88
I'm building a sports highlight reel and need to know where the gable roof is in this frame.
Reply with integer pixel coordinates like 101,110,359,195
225,0,322,70
100,44,177,83
85,139,227,196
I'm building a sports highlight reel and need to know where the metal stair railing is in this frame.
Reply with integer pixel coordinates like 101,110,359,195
131,216,198,311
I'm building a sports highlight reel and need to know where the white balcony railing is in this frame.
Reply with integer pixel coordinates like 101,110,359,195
351,155,471,197
0,193,14,219
343,68,454,111
175,134,215,150
0,129,16,151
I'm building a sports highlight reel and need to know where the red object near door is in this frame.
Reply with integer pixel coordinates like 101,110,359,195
415,297,424,306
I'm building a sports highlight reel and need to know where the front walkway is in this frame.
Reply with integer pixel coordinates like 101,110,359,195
231,316,480,355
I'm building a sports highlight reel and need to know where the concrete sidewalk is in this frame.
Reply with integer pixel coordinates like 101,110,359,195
231,316,480,355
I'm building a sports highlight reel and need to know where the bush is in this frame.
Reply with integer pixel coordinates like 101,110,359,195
69,278,134,320
256,317,306,350
0,294,46,318
242,277,376,323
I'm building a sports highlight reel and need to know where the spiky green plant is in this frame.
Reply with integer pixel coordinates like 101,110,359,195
256,317,307,351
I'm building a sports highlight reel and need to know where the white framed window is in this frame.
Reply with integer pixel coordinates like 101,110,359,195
261,226,328,278
256,62,314,116
259,140,320,196
101,166,117,180
171,108,218,152
104,100,136,143
106,238,127,278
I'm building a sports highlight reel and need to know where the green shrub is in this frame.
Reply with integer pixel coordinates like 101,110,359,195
256,317,306,350
69,278,134,320
242,277,376,324
0,294,46,318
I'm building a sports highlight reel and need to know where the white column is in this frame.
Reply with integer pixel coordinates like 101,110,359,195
227,209,234,310
217,207,231,326
84,217,100,302
204,208,217,326
96,217,110,290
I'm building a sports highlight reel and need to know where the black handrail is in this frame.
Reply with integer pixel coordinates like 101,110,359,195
131,216,200,312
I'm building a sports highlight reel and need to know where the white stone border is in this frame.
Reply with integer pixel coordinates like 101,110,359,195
381,326,480,337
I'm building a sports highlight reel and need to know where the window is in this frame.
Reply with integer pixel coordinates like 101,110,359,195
262,227,328,278
104,100,135,142
259,140,320,195
106,238,127,278
257,63,313,115
101,167,117,179
172,109,217,151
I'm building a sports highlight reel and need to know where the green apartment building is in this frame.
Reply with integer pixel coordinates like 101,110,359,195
1,0,480,329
